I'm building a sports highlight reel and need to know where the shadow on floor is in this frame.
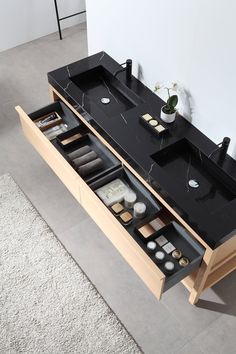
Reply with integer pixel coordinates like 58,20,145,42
196,270,236,316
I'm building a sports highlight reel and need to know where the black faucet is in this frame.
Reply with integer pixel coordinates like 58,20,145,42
208,137,231,162
114,59,132,82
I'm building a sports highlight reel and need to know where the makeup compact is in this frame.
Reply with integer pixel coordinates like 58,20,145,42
162,242,176,254
164,261,175,274
138,224,155,238
146,241,157,252
155,235,168,247
120,211,133,225
111,202,124,215
154,251,165,263
149,217,165,232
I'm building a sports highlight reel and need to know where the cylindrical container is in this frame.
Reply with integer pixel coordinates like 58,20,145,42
146,241,157,253
78,158,103,177
133,202,146,219
73,151,97,167
179,257,190,267
172,249,182,260
160,106,176,123
154,250,165,263
164,261,175,274
124,190,137,208
68,145,91,160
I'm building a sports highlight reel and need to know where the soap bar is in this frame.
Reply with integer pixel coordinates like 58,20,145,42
155,125,165,133
78,158,103,177
149,119,158,127
95,178,128,206
74,151,97,168
68,145,91,160
142,113,153,121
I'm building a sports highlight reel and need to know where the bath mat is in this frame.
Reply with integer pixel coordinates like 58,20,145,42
0,174,142,354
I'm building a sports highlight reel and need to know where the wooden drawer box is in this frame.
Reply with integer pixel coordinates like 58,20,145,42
16,102,204,300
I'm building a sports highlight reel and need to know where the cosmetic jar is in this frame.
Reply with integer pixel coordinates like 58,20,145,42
172,249,182,260
124,190,137,208
179,257,190,267
133,202,146,218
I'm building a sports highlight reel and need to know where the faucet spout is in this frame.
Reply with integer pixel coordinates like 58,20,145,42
114,59,132,82
208,136,231,163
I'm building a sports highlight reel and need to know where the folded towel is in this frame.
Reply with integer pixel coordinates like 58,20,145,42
68,145,91,159
73,151,97,167
78,158,103,177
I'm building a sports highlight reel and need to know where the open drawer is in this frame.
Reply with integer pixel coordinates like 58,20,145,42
16,102,204,300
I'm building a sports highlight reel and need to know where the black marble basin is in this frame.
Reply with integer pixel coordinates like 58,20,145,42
151,139,236,214
70,66,142,117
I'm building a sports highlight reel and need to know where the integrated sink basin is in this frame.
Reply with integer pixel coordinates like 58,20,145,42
151,139,236,214
70,66,143,117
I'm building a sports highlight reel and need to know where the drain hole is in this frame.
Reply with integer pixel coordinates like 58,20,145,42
101,97,110,104
188,179,200,188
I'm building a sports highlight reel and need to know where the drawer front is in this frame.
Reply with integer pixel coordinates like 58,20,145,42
79,180,166,300
15,105,81,204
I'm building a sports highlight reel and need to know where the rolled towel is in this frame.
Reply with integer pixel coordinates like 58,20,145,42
73,151,97,167
68,145,91,160
78,158,103,177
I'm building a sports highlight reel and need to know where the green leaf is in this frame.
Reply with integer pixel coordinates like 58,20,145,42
167,95,178,109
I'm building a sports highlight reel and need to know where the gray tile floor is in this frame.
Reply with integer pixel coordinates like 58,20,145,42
1,23,236,354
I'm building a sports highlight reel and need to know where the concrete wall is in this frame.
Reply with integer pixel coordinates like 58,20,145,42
0,0,86,52
86,0,236,158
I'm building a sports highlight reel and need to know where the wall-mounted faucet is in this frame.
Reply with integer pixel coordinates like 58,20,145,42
208,137,231,162
114,59,132,82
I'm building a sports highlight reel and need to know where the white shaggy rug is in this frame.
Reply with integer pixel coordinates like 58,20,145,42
0,174,142,354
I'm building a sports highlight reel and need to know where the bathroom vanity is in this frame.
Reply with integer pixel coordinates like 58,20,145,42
16,52,236,304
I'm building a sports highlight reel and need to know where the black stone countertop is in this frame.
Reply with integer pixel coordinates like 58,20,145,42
48,51,236,249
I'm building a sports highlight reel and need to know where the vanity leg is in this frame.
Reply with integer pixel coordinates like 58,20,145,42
189,248,217,304
49,86,59,102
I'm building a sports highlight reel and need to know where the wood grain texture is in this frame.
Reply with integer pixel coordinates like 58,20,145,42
16,104,165,300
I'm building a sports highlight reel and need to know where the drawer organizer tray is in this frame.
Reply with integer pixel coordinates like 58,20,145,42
136,220,204,290
54,128,121,184
29,101,80,134
89,166,162,225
